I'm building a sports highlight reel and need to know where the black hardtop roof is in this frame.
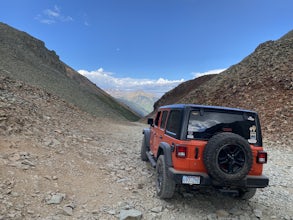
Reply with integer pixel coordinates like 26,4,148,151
158,104,257,114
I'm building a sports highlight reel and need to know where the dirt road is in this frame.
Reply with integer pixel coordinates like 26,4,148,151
1,77,293,219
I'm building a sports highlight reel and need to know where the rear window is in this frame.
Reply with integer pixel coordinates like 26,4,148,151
187,110,260,145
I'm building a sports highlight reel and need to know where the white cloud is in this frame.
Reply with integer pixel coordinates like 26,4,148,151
44,5,60,18
192,68,226,78
78,69,185,96
36,5,73,24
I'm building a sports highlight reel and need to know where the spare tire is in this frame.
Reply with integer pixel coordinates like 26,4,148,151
203,132,253,182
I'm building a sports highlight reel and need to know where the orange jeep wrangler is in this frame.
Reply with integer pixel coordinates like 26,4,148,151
141,104,269,199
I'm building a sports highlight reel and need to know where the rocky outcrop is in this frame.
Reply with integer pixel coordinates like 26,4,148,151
0,23,64,72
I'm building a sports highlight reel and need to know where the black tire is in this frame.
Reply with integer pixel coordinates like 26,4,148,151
140,136,149,161
156,155,176,199
238,188,257,200
203,132,253,182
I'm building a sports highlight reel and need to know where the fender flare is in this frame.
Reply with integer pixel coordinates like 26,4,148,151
158,142,173,167
142,128,151,148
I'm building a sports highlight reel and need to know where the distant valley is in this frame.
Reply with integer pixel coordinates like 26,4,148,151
106,89,159,116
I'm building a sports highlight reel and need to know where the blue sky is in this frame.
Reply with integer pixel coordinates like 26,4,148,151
1,0,293,95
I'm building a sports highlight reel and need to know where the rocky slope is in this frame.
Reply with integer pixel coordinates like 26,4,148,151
152,31,293,143
1,74,293,220
0,22,140,121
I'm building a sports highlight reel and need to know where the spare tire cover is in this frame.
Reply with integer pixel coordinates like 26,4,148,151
203,132,253,182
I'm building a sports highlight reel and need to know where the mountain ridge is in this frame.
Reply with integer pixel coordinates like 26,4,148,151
0,22,140,121
151,30,293,142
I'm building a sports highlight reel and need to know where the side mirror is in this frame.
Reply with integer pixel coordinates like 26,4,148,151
147,118,154,126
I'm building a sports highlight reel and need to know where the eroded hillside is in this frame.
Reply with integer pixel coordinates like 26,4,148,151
152,31,293,143
0,22,140,121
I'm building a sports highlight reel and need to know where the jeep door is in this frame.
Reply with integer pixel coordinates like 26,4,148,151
151,110,169,157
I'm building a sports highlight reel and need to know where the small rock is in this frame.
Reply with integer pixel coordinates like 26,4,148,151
44,140,53,147
62,206,73,216
27,210,34,214
137,183,143,189
166,204,175,210
117,178,128,183
151,206,163,213
54,129,62,134
92,210,99,215
64,202,76,209
21,159,35,166
19,152,30,159
52,139,61,145
43,115,51,120
44,175,51,180
46,193,65,204
119,209,142,220
21,165,30,170
253,209,262,218
7,212,17,218
182,192,193,198
239,214,250,220
8,153,20,161
106,210,116,215
229,207,242,215
11,192,19,197
207,213,217,220
216,209,229,217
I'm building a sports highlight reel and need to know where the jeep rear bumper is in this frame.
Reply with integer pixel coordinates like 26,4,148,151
168,168,269,188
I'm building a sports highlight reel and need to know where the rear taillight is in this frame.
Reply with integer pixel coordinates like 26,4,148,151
257,151,267,164
176,145,187,158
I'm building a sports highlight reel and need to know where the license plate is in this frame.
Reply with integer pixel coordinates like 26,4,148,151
182,176,200,185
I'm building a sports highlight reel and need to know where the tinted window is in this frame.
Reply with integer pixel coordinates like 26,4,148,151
166,110,182,138
154,111,161,126
160,111,168,129
187,110,259,144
